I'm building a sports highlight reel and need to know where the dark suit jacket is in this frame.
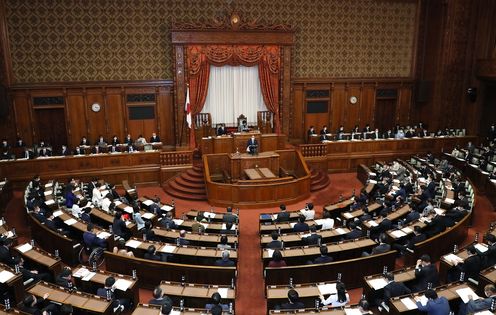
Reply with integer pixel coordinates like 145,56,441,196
0,246,15,267
276,212,290,222
460,254,482,281
112,218,127,238
478,243,496,268
83,231,106,248
345,228,363,240
149,296,173,306
305,233,322,245
267,240,283,249
383,281,411,301
293,222,310,233
214,258,235,267
313,255,333,264
371,243,391,255
280,301,305,310
404,211,420,224
414,264,439,291
223,213,238,224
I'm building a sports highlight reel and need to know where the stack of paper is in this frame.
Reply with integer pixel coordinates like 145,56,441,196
0,270,15,283
126,240,142,248
45,199,55,206
97,231,111,239
368,278,388,290
391,230,407,238
400,297,417,310
114,278,133,291
456,287,479,303
266,249,275,258
217,287,228,298
123,206,133,214
203,212,216,219
142,213,154,220
82,272,96,281
161,205,173,211
142,200,154,206
367,220,379,227
16,243,33,253
53,210,63,217
474,243,488,253
444,253,464,265
159,245,177,253
335,228,346,235
344,309,362,315
64,218,77,226
317,283,337,295
73,267,91,278
173,219,184,225
44,190,53,196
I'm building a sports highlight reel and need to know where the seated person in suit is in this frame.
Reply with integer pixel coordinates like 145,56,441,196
136,134,147,145
345,221,363,240
80,137,89,146
214,250,235,266
73,146,83,155
392,225,426,255
415,289,450,314
161,212,177,229
381,272,411,304
246,135,258,154
216,124,227,136
278,289,305,310
150,132,161,143
478,233,496,268
351,125,361,140
239,120,249,132
97,276,130,311
447,244,481,283
149,286,173,306
267,231,283,249
320,125,329,135
276,204,290,222
126,143,136,153
176,230,190,246
459,284,496,315
12,256,51,283
313,245,333,264
22,147,35,159
413,254,439,292
307,125,316,140
336,125,345,140
112,211,130,240
223,207,238,224
220,221,236,235
19,293,57,315
205,292,229,312
60,145,70,156
191,214,206,233
95,135,106,146
55,268,75,289
112,239,134,257
363,124,372,133
362,233,391,256
320,133,330,142
217,235,231,250
124,134,133,146
268,249,287,267
15,137,25,147
111,135,120,146
37,146,51,157
144,245,168,262
0,238,18,267
293,215,310,233
83,223,107,249
320,282,349,307
372,128,381,139
304,225,322,245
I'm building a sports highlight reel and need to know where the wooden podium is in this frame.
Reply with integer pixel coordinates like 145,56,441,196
200,131,284,154
203,149,311,208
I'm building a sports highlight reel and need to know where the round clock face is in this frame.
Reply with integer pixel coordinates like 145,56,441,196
91,103,101,112
349,96,358,104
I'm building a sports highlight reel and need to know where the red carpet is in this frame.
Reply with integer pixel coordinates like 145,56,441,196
5,172,495,315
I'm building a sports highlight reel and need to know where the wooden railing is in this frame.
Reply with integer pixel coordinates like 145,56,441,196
299,144,328,157
160,150,194,166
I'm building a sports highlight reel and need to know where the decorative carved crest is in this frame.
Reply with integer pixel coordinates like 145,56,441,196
171,10,293,32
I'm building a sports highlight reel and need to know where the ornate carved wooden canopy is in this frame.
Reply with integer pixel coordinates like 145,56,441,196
171,12,294,146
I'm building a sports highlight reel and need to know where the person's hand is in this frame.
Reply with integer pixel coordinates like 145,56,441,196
43,293,49,299
31,270,38,274
416,259,422,267
468,294,473,301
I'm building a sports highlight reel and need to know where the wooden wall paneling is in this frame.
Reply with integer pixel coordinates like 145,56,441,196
127,118,144,139
157,86,175,146
12,92,33,145
105,88,125,141
66,90,87,148
85,88,106,143
281,46,292,137
291,83,304,142
397,87,413,126
142,119,157,140
360,85,376,128
330,84,346,132
345,85,361,129
304,83,331,138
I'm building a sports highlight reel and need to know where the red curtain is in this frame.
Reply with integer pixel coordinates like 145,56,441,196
186,45,281,148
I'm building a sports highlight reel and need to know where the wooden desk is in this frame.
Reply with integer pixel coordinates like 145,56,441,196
389,282,472,315
268,306,372,314
200,132,283,154
478,265,496,295
28,281,111,314
132,304,233,315
244,168,262,180
0,262,24,304
72,265,139,306
260,227,350,248
204,149,311,208
362,266,417,306
152,227,238,247
159,280,235,308
104,251,236,288
171,219,238,234
124,238,237,265
14,242,63,277
262,237,376,267
259,219,340,235
266,281,340,310
265,250,397,288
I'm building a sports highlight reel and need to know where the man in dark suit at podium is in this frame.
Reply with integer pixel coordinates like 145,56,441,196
246,135,258,155
217,124,227,136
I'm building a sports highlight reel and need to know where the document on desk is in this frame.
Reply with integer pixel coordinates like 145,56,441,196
390,230,407,238
173,219,184,225
368,278,388,290
125,240,142,248
0,270,15,283
73,267,91,278
401,227,413,234
217,287,228,298
367,220,379,227
266,249,274,258
221,223,236,230
456,287,479,303
52,210,63,217
161,205,174,211
142,200,153,206
343,212,353,219
82,271,96,281
123,206,133,214
45,199,55,206
114,278,133,291
203,212,216,219
335,228,346,234
64,218,77,226
16,243,33,253
317,283,337,295
400,297,418,310
474,243,488,253
344,309,362,315
142,213,154,220
159,245,177,253
97,231,111,239
444,253,463,265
